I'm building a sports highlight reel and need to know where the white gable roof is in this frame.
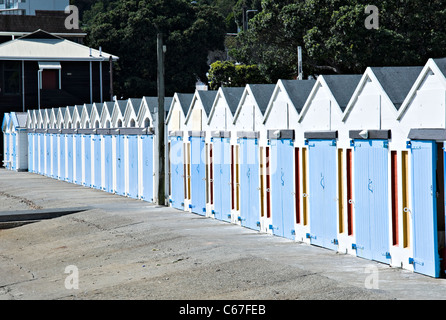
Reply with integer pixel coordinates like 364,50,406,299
397,58,446,120
0,30,119,62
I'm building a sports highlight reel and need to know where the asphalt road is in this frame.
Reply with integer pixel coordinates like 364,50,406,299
1,168,446,302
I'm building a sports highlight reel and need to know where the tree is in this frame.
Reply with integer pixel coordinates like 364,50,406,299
207,60,265,89
231,0,446,81
84,0,226,98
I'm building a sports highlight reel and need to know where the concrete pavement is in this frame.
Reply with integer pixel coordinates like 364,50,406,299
1,168,446,300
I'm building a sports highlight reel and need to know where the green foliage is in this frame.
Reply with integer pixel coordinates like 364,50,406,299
208,60,265,89
83,0,226,98
231,0,446,81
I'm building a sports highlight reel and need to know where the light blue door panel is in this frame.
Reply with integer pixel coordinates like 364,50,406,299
169,136,183,208
270,139,295,239
67,135,73,183
59,134,65,181
51,134,58,178
104,135,113,193
354,140,390,264
75,134,82,185
45,134,51,176
239,138,260,231
84,135,92,187
190,136,206,215
116,135,125,195
39,134,44,175
9,133,15,170
141,135,154,202
28,134,33,173
93,135,102,189
308,140,337,249
410,140,440,277
127,136,138,198
4,133,9,169
212,138,232,222
12,133,16,170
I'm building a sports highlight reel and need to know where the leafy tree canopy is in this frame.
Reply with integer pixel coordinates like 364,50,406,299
78,0,226,98
208,60,265,89
231,0,446,83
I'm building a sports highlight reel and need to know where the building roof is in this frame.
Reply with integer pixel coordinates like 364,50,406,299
248,84,276,115
196,90,218,117
320,75,362,111
103,102,114,115
0,29,118,61
370,66,423,110
128,98,143,115
176,93,194,116
220,87,245,115
14,112,27,128
280,79,316,113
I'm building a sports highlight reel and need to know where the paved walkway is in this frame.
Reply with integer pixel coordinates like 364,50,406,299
1,168,446,300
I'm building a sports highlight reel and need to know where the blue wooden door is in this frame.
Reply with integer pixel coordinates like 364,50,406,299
410,140,440,277
169,136,183,208
51,134,58,178
45,134,51,176
307,140,337,249
28,133,34,173
75,134,82,184
38,134,44,174
104,135,113,193
354,140,390,264
270,139,295,239
33,133,39,173
92,135,102,189
127,135,138,198
116,135,125,195
239,138,260,230
4,133,9,169
212,137,232,222
11,133,16,170
190,136,206,215
59,134,65,181
83,135,92,187
141,135,154,202
67,135,73,182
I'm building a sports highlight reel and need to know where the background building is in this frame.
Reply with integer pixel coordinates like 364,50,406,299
0,0,69,16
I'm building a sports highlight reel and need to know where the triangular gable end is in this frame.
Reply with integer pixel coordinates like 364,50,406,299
342,69,389,122
9,112,19,132
397,58,446,120
111,100,127,127
2,113,10,132
26,110,33,128
100,102,113,128
137,97,156,128
299,75,361,123
208,87,244,126
264,79,316,124
184,92,200,125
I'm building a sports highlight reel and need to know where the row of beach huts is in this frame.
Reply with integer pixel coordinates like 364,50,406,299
3,57,446,278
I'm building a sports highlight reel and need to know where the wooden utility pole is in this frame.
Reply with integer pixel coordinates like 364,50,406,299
157,33,166,205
